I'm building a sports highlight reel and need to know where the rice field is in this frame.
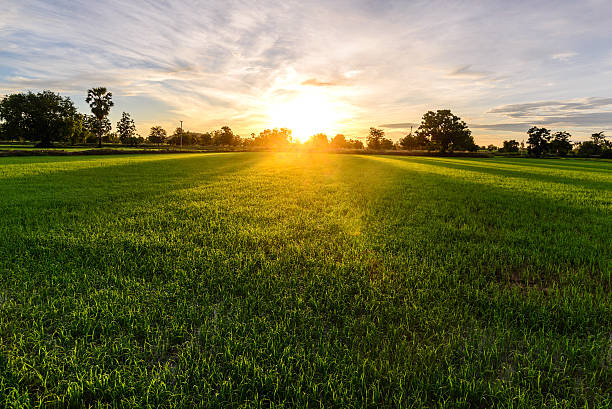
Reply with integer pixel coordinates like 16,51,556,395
0,152,610,408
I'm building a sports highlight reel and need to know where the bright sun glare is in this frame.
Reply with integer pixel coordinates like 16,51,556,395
266,89,347,142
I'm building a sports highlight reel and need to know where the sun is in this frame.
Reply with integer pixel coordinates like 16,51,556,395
265,88,347,142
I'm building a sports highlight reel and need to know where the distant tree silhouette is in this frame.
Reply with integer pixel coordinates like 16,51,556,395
0,90,77,147
170,127,185,144
549,131,572,156
501,140,519,153
367,128,393,150
398,132,419,150
346,139,364,149
148,126,167,145
330,134,347,148
253,128,292,147
168,128,198,146
590,132,611,149
577,132,610,156
366,128,384,149
86,87,114,148
213,126,235,146
415,110,475,152
380,137,394,150
117,112,139,146
90,117,112,143
526,126,551,157
308,133,329,149
487,144,498,152
69,113,89,145
198,132,213,145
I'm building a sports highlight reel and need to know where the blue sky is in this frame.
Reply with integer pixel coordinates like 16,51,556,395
2,0,612,143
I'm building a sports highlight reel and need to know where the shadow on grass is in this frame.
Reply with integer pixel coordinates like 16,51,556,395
0,153,610,407
351,154,610,328
405,157,612,191
487,157,612,172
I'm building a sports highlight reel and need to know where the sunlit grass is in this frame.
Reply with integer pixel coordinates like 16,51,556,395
0,153,610,407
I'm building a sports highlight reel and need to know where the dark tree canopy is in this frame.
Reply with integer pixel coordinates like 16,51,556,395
415,110,475,152
577,132,611,156
86,87,114,147
213,126,236,146
328,134,363,150
0,90,77,147
116,112,139,146
330,134,346,148
252,128,292,147
398,132,421,150
526,126,551,157
366,128,393,150
308,133,329,148
366,128,384,150
346,139,364,149
90,117,112,142
148,126,167,145
501,140,519,153
549,131,573,156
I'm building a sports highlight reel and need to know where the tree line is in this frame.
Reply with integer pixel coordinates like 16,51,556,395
482,127,611,158
1,89,610,157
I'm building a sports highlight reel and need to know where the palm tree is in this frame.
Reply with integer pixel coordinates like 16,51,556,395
86,87,114,147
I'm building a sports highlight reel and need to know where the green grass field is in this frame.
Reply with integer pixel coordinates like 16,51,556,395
0,145,169,152
0,153,610,408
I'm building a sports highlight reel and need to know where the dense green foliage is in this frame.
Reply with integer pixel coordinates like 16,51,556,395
148,126,168,145
501,140,520,153
415,110,476,152
366,128,394,150
0,91,78,147
116,112,141,146
0,153,610,408
86,88,114,148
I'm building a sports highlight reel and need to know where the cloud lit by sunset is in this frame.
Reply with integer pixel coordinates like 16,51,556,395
2,0,612,143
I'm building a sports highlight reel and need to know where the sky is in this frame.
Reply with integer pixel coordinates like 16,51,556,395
2,0,612,144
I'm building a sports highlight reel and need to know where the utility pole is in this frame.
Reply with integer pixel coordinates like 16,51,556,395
180,121,183,149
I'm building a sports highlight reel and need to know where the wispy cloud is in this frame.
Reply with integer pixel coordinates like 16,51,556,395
379,123,419,129
2,0,612,142
484,97,612,132
301,78,342,87
471,123,532,132
489,98,612,117
448,65,490,79
551,52,577,61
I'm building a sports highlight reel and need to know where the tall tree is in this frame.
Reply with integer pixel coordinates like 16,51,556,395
366,128,385,149
501,140,519,153
86,87,114,147
577,132,610,156
213,126,235,145
0,90,77,147
90,117,112,143
591,131,608,146
253,128,292,147
199,132,213,145
398,131,429,150
308,133,329,149
116,112,138,145
346,139,364,149
415,110,475,152
526,126,551,157
549,131,573,156
330,134,347,148
148,126,167,145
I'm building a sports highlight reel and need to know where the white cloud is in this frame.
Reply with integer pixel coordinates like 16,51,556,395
1,0,612,142
551,52,578,61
